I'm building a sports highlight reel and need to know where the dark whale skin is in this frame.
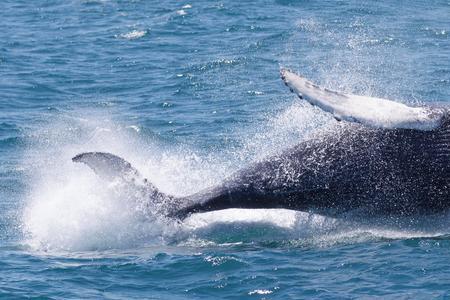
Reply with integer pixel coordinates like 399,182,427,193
175,117,450,219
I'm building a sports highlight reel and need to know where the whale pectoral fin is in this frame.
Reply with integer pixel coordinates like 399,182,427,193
280,68,445,131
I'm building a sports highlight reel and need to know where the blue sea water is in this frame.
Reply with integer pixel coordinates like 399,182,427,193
1,0,450,298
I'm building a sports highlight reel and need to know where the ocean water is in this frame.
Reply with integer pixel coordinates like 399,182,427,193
1,0,449,298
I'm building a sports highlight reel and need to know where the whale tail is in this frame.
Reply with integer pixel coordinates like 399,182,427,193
73,152,142,182
72,152,257,220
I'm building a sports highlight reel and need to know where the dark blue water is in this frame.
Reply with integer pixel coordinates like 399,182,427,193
1,0,449,298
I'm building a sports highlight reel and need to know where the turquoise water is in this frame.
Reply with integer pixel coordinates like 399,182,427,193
1,0,450,298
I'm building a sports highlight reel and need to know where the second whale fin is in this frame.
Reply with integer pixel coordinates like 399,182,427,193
280,68,445,131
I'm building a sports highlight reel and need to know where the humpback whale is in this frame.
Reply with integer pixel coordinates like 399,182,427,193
73,69,450,219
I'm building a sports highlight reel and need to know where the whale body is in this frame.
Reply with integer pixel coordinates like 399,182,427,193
73,70,450,219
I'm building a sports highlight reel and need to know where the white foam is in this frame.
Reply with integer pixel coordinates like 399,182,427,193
127,125,140,132
22,170,166,251
119,30,147,40
184,209,298,230
248,290,273,295
21,114,181,251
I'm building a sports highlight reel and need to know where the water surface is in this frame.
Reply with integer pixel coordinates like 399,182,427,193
1,0,449,298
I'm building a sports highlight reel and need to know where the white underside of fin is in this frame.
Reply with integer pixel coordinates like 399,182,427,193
280,69,445,131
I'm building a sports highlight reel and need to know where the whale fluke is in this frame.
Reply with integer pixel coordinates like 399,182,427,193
280,68,445,131
72,152,177,213
73,152,141,182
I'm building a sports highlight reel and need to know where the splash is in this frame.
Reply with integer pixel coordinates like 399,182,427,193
20,107,450,252
20,111,242,252
21,113,182,251
18,107,318,252
282,17,421,102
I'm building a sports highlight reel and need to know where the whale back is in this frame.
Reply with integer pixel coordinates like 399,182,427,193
177,119,450,218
